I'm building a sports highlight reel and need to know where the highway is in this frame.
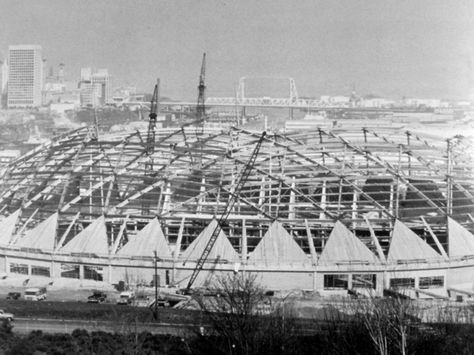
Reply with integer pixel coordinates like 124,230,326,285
12,317,206,337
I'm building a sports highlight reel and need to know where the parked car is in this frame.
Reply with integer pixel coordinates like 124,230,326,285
87,291,107,303
0,309,14,321
117,291,135,305
6,292,21,300
24,287,47,301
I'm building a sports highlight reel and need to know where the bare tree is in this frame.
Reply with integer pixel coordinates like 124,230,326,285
351,294,421,355
194,273,299,355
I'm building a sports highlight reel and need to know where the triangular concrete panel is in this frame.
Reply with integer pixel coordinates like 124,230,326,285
448,217,474,258
387,220,442,262
320,221,379,263
117,218,172,258
248,221,309,266
15,212,58,251
61,216,108,254
180,219,238,262
0,209,20,245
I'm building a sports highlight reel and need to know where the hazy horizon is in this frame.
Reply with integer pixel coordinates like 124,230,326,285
1,0,473,100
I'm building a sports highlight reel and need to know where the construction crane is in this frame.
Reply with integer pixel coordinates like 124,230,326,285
185,131,267,292
142,80,160,215
196,53,206,123
146,79,160,158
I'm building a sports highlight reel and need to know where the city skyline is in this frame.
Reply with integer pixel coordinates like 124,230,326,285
0,0,473,100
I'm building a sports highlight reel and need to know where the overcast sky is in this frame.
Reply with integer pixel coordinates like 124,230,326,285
1,0,473,100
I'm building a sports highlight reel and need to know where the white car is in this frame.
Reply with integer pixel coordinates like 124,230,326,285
0,309,14,321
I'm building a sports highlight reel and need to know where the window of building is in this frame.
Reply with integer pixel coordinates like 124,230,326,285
419,276,444,289
352,274,376,289
10,263,28,275
84,266,103,281
324,274,349,289
31,266,50,277
61,264,79,279
389,278,415,288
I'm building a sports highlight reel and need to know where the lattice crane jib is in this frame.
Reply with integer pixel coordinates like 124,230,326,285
185,131,267,291
146,79,160,158
196,53,206,123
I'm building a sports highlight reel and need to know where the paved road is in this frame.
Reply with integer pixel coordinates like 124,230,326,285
12,318,207,337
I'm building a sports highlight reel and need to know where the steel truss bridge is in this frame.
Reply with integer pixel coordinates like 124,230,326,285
126,77,351,110
205,76,328,109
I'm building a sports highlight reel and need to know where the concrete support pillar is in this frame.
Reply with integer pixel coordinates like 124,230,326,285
172,217,185,284
376,272,384,296
351,187,358,229
305,219,317,265
389,184,394,217
28,264,32,276
241,219,247,263
50,259,55,278
108,264,113,284
288,177,296,220
162,182,171,214
258,177,265,208
5,255,9,275
51,261,61,279
320,181,327,220
197,178,206,213
79,264,84,280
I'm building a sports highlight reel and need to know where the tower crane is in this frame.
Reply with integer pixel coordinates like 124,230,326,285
142,79,160,214
146,79,160,158
185,131,267,292
196,53,206,123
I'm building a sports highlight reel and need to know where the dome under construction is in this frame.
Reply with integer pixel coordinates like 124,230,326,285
0,124,474,297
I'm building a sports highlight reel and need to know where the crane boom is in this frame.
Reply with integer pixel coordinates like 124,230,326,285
185,131,267,291
196,53,206,122
146,79,160,157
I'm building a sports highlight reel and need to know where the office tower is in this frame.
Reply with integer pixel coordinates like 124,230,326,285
7,45,43,108
0,59,7,108
91,69,111,105
79,68,111,107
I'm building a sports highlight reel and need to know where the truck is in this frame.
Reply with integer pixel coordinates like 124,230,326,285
24,287,47,301
0,309,14,321
117,291,135,305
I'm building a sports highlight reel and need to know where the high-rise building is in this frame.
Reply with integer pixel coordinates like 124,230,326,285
0,59,8,108
91,69,111,105
7,45,43,108
0,59,8,92
79,67,111,107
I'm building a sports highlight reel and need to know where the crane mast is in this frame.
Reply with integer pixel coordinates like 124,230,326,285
146,79,160,158
185,131,267,291
196,53,206,123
